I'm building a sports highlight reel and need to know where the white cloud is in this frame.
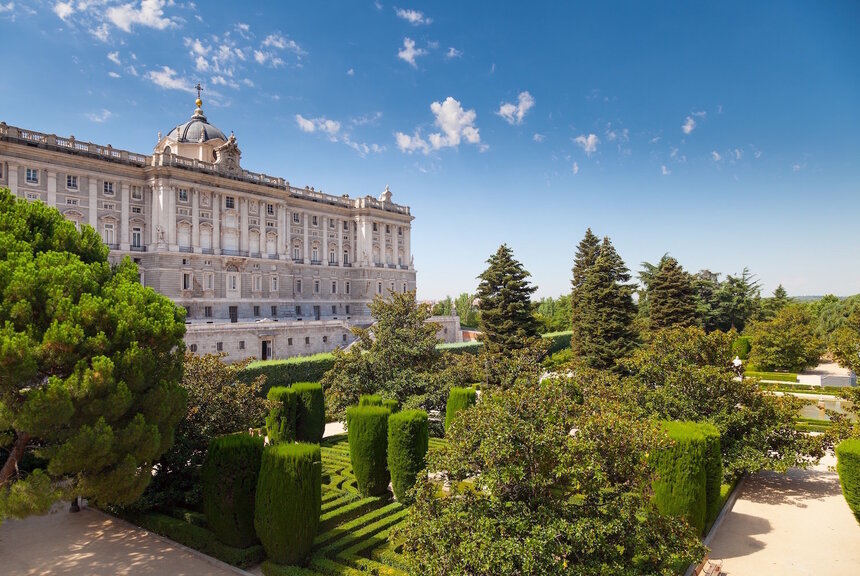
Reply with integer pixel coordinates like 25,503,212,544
395,8,432,25
90,23,110,42
241,78,254,88
445,47,462,59
497,91,535,125
711,151,722,161
295,114,382,157
649,136,661,144
395,132,430,154
682,116,696,135
397,37,427,68
126,64,139,76
107,51,121,65
533,133,544,143
347,68,354,76
211,75,238,89
53,1,74,20
108,71,121,78
733,148,743,160
606,127,629,142
295,114,316,133
235,22,251,39
86,109,114,123
195,55,209,71
262,33,304,55
185,37,210,56
661,165,671,176
351,112,383,126
792,163,804,172
0,2,14,12
106,0,175,33
572,162,579,175
573,133,599,156
145,66,194,92
396,96,482,154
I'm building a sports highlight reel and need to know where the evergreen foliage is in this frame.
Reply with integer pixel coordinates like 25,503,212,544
535,295,572,333
202,433,264,548
748,304,824,372
387,410,429,502
254,443,322,565
648,257,698,330
700,423,723,524
445,387,477,433
240,353,335,397
346,406,391,496
0,188,186,516
266,387,297,444
571,236,638,370
830,308,860,375
731,335,752,360
359,394,383,407
382,398,400,412
836,438,860,522
475,244,539,354
695,268,761,332
653,421,708,535
293,383,325,443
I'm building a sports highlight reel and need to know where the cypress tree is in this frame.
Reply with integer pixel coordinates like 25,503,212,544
573,237,638,370
571,229,602,356
648,257,698,330
476,244,539,354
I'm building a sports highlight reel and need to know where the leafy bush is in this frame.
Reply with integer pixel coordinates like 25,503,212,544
359,394,383,407
241,353,335,397
445,387,477,433
293,382,325,443
836,438,860,522
543,347,575,369
731,336,752,360
437,341,483,356
347,406,391,496
202,433,264,548
748,304,824,372
653,421,708,535
254,443,322,565
266,387,297,444
382,398,400,413
387,410,429,502
700,423,723,525
543,331,574,355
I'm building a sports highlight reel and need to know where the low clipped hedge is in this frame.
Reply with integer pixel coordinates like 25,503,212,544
542,331,573,355
202,433,264,548
836,438,860,522
699,423,723,525
242,353,335,396
293,382,326,443
745,370,798,383
267,386,297,443
653,421,712,535
436,341,483,356
347,406,391,496
382,398,400,413
388,410,429,502
445,387,477,433
359,394,383,407
255,443,322,565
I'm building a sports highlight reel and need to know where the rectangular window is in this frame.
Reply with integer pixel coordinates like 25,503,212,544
312,215,318,226
372,222,378,232
253,275,261,292
131,206,142,214
343,251,350,265
314,280,320,293
178,188,188,202
205,306,212,318
216,342,223,352
331,281,337,294
103,202,115,210
228,274,238,291
378,282,382,294
345,281,350,295
66,197,79,206
296,279,302,293
103,223,115,244
329,250,336,263
132,227,142,248
323,335,328,343
267,203,274,215
343,334,347,342
253,306,260,317
403,283,408,293
225,196,235,209
26,192,39,200
386,225,390,234
271,276,279,292
205,272,214,290
103,181,114,195
182,272,191,290
266,220,276,228
288,337,293,346
25,168,39,184
331,305,337,314
305,337,310,345
131,186,142,200
293,212,300,223
293,247,301,260
271,305,277,316
346,305,350,314
398,226,402,236
329,219,335,228
239,341,245,350
66,175,78,190
343,221,349,231
190,343,198,353
295,305,302,316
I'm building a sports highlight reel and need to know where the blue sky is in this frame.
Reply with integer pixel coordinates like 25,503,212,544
1,1,858,300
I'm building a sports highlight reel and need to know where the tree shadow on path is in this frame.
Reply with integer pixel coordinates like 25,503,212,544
741,467,842,508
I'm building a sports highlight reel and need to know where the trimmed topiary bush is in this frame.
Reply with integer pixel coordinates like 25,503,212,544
387,410,429,503
293,382,325,443
254,443,322,565
836,438,860,523
445,387,477,433
240,353,335,397
699,422,723,525
731,336,752,360
359,394,383,407
202,433,265,548
653,421,708,535
266,386,296,444
346,406,391,496
382,398,400,413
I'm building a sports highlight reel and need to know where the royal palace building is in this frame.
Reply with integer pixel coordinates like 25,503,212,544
0,95,449,361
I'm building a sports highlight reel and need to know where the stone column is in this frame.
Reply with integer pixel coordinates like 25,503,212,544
212,192,221,254
323,216,329,262
88,178,98,228
278,203,286,256
167,185,177,250
6,163,17,197
337,217,343,265
303,212,309,262
358,216,370,266
120,183,130,250
353,217,359,265
47,171,57,208
393,223,399,266
150,183,160,246
404,227,411,269
285,206,291,259
192,188,200,252
240,197,249,253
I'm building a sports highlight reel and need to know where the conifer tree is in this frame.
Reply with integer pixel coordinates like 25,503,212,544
572,237,638,370
571,228,601,355
476,244,538,354
648,257,698,330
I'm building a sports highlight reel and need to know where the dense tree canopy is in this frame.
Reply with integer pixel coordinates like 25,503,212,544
647,257,698,330
0,189,186,519
535,294,572,333
747,304,824,372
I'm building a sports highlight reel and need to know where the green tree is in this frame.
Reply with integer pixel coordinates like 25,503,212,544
757,284,791,321
535,294,572,333
397,375,706,575
453,292,479,328
570,229,601,351
648,257,698,330
431,296,453,316
831,308,860,375
748,304,824,372
711,268,761,332
0,189,186,519
692,269,722,331
475,244,539,354
571,237,638,370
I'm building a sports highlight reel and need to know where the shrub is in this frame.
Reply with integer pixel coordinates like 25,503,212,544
699,423,723,525
241,353,335,396
382,398,400,413
543,330,574,355
254,443,322,565
653,421,708,535
202,433,264,548
293,382,325,443
445,387,477,433
744,370,798,383
347,406,391,496
359,394,383,407
836,438,860,522
266,386,297,444
436,341,483,356
732,336,752,360
388,410,429,502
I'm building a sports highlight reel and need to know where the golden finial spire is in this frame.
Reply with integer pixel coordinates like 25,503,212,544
194,82,203,109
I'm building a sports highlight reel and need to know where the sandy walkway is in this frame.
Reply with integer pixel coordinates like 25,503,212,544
709,455,860,575
0,503,242,576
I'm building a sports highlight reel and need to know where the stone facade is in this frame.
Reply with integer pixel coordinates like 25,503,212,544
0,98,427,361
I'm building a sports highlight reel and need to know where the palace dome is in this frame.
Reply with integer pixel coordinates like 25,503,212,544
165,98,227,143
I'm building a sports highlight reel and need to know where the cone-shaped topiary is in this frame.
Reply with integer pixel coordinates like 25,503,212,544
382,398,400,413
359,394,383,407
387,410,429,503
653,421,708,535
202,433,265,548
254,442,321,565
266,386,296,444
700,422,723,525
293,382,325,443
836,438,860,522
347,406,390,496
445,387,477,433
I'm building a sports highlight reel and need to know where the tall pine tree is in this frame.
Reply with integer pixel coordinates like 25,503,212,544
572,237,638,370
476,244,538,354
571,228,601,355
648,257,698,330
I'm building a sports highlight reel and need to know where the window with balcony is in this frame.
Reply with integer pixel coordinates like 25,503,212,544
182,272,192,291
131,227,142,248
103,222,115,245
329,250,336,263
271,276,279,292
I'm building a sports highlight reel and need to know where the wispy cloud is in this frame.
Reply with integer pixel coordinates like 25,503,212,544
661,165,671,176
86,109,114,123
347,68,355,76
53,1,74,20
262,33,305,55
572,162,579,175
445,47,462,59
711,151,722,162
395,7,432,25
533,133,544,143
108,71,121,78
396,96,484,154
145,66,194,92
497,91,535,125
295,114,384,157
682,116,696,135
107,51,121,65
573,133,599,156
397,37,427,67
235,22,251,39
106,0,176,33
